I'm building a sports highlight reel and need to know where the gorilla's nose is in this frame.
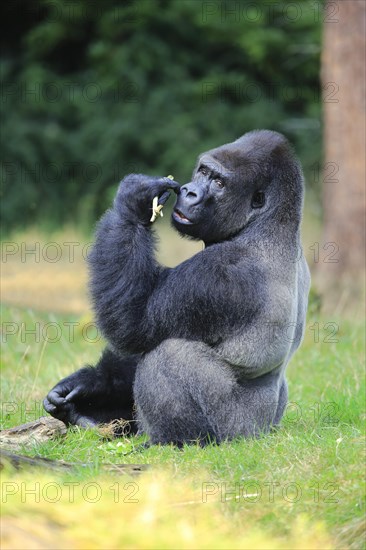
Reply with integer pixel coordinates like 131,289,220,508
180,183,204,206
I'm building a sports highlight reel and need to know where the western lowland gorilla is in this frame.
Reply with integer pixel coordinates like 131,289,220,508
44,130,310,445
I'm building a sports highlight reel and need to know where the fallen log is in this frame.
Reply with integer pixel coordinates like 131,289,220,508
0,449,149,475
0,416,149,475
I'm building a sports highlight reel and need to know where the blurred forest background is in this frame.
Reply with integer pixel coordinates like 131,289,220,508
0,0,365,313
1,0,322,229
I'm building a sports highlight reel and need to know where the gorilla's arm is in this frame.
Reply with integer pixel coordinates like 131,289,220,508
88,174,178,354
89,175,261,356
43,348,139,429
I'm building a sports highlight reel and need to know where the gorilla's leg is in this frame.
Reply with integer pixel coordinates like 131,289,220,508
134,339,284,445
44,348,139,431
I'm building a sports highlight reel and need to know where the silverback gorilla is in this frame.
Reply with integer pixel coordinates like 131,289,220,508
44,130,310,445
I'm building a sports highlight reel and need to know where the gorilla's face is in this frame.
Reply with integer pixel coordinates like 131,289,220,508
172,129,302,244
172,157,253,243
172,131,268,243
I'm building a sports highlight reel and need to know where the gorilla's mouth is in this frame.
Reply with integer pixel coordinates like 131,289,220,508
173,209,194,225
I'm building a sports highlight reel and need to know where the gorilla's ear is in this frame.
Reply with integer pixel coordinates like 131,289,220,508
251,191,265,209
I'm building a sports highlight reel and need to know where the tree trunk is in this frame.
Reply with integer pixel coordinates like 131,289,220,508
320,0,365,310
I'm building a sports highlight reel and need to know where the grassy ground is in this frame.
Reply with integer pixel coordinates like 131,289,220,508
1,223,365,549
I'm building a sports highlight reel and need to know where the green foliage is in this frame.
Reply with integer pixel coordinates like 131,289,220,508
1,0,322,231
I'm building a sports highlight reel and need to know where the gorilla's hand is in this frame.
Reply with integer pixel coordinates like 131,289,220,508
43,368,100,427
114,174,180,224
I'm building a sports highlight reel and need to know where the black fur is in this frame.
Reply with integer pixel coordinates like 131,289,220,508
44,130,310,445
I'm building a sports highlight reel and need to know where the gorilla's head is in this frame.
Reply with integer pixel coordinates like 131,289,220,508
172,130,304,244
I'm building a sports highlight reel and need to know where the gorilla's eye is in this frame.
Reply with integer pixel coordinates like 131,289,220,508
251,191,265,208
214,178,224,188
198,166,208,176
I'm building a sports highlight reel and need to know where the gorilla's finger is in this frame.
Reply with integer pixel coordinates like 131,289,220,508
43,398,56,414
43,396,72,423
46,389,67,406
158,190,172,206
64,386,83,402
157,177,180,193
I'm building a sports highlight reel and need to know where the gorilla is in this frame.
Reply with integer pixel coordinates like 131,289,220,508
44,130,310,445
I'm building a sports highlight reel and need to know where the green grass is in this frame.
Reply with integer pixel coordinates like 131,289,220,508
1,302,365,549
